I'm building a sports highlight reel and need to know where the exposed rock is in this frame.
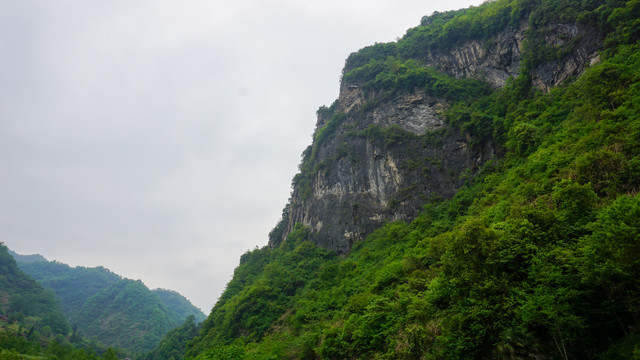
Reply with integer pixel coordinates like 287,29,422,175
269,18,602,253
422,24,527,88
271,89,494,253
530,23,601,91
421,22,600,92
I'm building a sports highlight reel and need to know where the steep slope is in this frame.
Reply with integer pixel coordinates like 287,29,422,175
181,0,640,358
141,315,199,360
269,0,606,254
0,243,68,336
70,279,182,353
153,289,207,324
270,80,495,253
18,260,122,316
14,254,205,354
1,245,138,360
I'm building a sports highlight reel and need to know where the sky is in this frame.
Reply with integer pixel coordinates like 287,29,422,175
0,0,484,312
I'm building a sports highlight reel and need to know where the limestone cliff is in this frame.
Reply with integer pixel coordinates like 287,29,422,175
269,14,602,253
269,86,494,252
416,21,600,91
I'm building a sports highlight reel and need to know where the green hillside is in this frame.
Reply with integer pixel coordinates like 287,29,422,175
0,243,111,359
153,289,207,324
178,0,640,358
69,279,182,353
140,316,200,360
19,261,122,316
14,256,206,355
0,243,68,336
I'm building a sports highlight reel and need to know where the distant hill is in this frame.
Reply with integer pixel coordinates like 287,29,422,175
12,251,206,354
153,289,207,323
70,278,183,353
19,261,122,316
7,249,47,264
0,243,69,335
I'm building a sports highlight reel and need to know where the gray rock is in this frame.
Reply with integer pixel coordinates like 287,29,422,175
269,19,602,253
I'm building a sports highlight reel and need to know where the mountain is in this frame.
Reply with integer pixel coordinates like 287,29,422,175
178,0,640,358
70,279,184,353
7,249,47,264
13,253,206,355
140,315,199,360
269,0,602,254
153,289,207,324
18,260,122,317
0,243,69,335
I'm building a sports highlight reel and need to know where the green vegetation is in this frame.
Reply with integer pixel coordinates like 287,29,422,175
14,254,206,356
153,289,207,324
290,110,347,202
0,244,68,336
7,250,47,264
70,279,183,353
18,261,122,317
141,316,199,360
343,57,492,103
0,243,122,360
172,0,640,358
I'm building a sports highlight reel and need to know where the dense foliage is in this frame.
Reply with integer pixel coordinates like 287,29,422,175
161,0,640,358
14,254,206,356
141,316,200,360
1,244,123,360
153,289,207,324
19,261,122,317
0,244,68,336
69,279,184,353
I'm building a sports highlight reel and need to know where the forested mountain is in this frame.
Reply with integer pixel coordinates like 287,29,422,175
0,244,68,336
8,250,47,264
18,260,122,316
69,279,184,353
12,253,206,355
167,0,640,358
141,316,200,360
0,243,96,359
153,289,207,324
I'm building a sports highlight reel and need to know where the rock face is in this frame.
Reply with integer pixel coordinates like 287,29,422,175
529,23,601,92
423,24,527,88
269,19,601,253
420,22,600,91
270,87,494,253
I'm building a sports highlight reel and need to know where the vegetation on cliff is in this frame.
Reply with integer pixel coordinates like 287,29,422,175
176,0,640,358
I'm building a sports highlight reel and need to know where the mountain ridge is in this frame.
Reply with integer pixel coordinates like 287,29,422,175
11,249,206,354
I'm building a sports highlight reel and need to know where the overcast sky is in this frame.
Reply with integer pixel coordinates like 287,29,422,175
0,0,484,312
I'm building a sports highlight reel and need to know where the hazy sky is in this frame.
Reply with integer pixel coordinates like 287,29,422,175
1,0,484,312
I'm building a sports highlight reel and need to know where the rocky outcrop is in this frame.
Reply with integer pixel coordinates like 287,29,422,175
271,87,494,253
423,24,527,88
421,22,600,91
269,18,602,253
529,23,601,92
